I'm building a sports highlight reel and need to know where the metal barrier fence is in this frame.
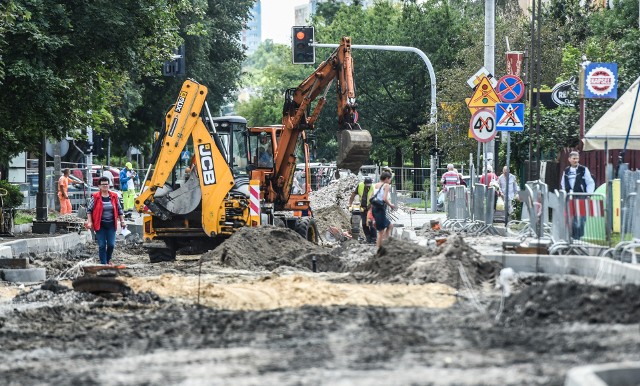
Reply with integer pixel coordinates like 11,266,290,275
442,186,469,230
604,177,640,263
548,192,608,256
620,170,640,240
439,183,501,235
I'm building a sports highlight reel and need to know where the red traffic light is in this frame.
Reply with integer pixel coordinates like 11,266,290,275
296,31,306,40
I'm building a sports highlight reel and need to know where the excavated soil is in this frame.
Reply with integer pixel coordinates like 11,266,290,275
498,280,640,325
354,234,501,288
203,226,343,272
313,204,353,234
1,226,640,384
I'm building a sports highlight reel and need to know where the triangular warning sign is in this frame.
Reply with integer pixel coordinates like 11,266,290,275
465,98,479,115
467,77,500,109
465,98,477,138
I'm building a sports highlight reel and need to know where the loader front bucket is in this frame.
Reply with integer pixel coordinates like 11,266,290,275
336,129,372,173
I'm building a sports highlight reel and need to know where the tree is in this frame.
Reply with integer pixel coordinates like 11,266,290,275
0,0,188,165
124,0,253,156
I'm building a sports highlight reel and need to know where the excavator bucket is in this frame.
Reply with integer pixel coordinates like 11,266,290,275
336,129,372,173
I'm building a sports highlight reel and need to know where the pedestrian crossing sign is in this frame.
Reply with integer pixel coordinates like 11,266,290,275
467,77,500,109
495,102,525,132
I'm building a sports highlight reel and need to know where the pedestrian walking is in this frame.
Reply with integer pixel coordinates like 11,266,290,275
560,151,595,239
371,171,396,248
440,164,462,212
441,164,461,192
498,166,519,214
120,162,137,213
479,164,498,185
58,168,72,214
480,164,499,209
348,176,377,244
86,177,126,265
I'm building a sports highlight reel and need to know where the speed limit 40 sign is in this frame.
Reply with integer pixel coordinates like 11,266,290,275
469,108,497,143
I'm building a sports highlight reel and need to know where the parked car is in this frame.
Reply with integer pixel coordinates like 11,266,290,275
90,165,120,188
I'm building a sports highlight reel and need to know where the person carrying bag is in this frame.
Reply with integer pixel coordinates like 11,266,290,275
371,171,396,248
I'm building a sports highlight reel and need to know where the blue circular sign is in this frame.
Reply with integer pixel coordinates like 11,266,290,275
497,75,525,103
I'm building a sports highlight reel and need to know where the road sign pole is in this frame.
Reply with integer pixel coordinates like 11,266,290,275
476,142,481,186
505,132,511,226
485,0,496,172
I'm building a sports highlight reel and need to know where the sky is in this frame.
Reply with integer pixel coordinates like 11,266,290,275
261,0,310,44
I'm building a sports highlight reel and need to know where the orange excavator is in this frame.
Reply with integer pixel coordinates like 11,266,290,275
135,37,371,261
248,35,372,217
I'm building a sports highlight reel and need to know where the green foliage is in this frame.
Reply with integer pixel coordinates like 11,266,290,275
0,180,23,208
14,211,33,225
0,0,253,165
236,41,312,127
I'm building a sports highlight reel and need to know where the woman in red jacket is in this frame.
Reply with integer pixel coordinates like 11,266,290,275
86,177,126,265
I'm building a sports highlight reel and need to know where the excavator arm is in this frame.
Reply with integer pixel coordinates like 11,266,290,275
135,79,235,237
273,36,372,204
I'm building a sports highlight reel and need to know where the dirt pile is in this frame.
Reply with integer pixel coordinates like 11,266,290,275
309,174,358,210
314,204,352,234
354,235,501,288
499,281,640,325
203,227,344,272
416,224,451,238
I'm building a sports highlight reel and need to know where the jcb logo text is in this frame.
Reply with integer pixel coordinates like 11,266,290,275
198,144,216,185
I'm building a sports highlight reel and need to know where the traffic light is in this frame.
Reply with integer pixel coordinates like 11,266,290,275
162,45,186,76
291,26,315,64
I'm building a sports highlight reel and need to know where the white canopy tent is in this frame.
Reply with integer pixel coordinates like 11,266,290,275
583,75,640,151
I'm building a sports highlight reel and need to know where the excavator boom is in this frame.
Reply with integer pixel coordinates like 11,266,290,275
273,36,371,203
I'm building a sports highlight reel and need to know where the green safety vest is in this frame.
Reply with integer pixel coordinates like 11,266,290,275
357,182,373,206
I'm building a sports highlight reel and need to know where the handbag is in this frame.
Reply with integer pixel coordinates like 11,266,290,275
369,186,384,208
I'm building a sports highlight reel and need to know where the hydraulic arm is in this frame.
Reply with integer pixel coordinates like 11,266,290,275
272,36,372,203
135,79,236,238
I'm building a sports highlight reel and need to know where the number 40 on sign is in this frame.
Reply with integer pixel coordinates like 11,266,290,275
469,108,497,143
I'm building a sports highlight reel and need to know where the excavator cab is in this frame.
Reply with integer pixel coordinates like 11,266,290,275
208,116,250,178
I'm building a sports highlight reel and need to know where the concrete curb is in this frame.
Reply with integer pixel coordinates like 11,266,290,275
13,223,32,234
565,362,640,386
1,268,46,283
483,253,640,285
0,232,92,258
0,246,11,259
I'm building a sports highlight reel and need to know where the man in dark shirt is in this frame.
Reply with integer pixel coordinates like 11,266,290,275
560,151,595,240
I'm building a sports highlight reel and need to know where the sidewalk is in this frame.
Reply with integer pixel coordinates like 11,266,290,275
391,209,446,229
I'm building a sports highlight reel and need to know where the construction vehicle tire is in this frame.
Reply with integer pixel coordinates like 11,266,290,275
274,218,286,228
294,217,319,244
148,247,176,263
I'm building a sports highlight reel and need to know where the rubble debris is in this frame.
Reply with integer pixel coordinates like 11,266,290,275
309,174,358,210
498,281,640,325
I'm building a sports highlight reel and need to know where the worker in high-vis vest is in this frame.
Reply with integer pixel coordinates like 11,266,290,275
348,177,377,244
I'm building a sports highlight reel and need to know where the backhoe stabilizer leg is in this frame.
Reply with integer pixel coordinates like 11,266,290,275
336,129,372,173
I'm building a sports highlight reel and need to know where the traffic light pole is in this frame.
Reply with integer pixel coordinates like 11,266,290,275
311,42,439,212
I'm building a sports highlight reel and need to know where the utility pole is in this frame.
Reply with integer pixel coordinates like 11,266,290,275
484,0,496,173
36,134,48,222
